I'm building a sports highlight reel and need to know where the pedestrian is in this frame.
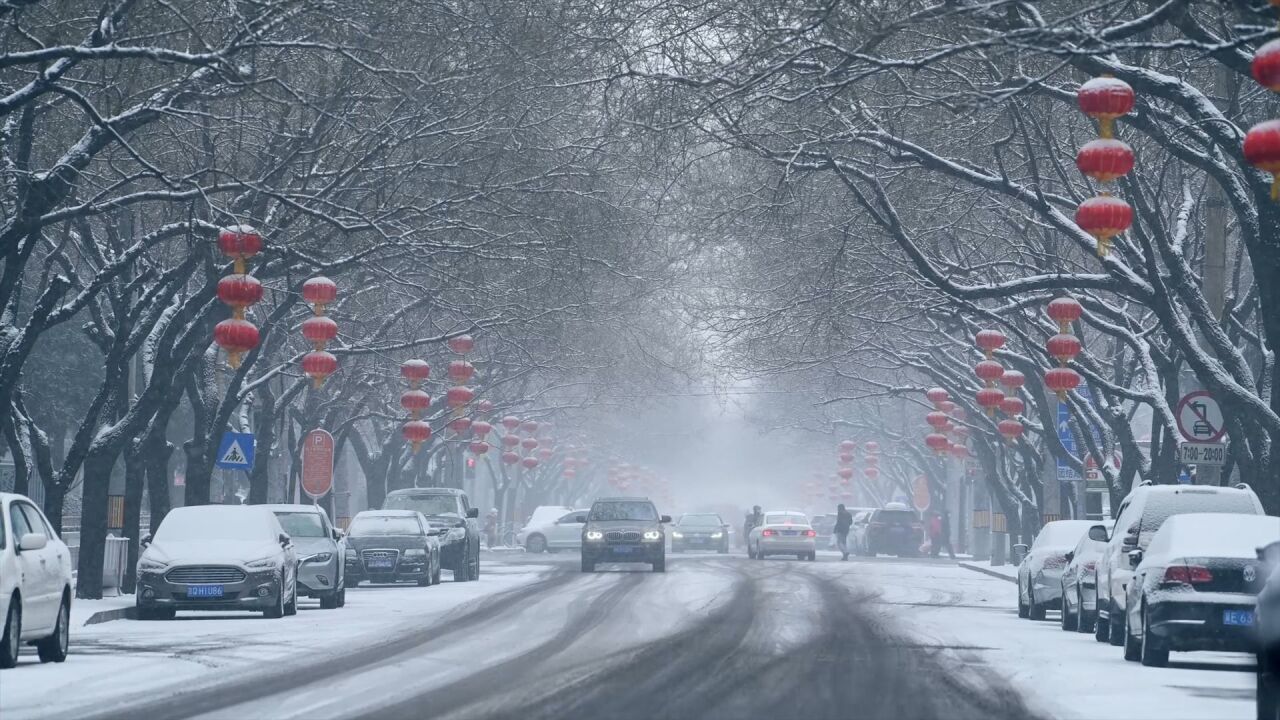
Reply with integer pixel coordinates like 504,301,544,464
484,508,498,548
743,505,764,550
927,511,943,557
833,503,853,561
938,510,956,560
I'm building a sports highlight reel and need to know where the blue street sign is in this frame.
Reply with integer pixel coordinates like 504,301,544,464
1057,387,1099,484
215,432,255,470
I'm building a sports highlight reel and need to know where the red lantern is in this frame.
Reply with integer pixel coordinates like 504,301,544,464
1245,119,1280,201
925,388,949,405
446,386,474,410
976,387,1005,415
502,451,520,465
998,419,1024,443
447,334,475,355
865,455,879,467
837,467,854,480
1000,369,1026,393
1045,367,1081,400
449,417,471,435
402,420,432,451
1077,76,1135,138
1047,333,1082,365
865,441,879,454
951,407,968,422
400,390,431,415
302,350,338,387
216,275,263,319
563,468,577,479
501,434,521,448
926,411,949,430
975,360,1004,384
301,316,338,350
1047,297,1083,332
477,399,495,415
501,415,521,431
447,360,475,384
401,359,430,385
925,433,949,453
838,439,857,452
1076,139,1134,182
469,441,490,455
975,329,1006,358
538,447,554,461
213,319,259,368
471,420,492,438
838,452,854,465
217,225,262,272
521,437,539,451
1000,396,1025,416
1075,195,1132,256
949,444,969,459
521,456,539,470
1253,39,1280,91
938,400,957,415
864,467,880,480
302,276,337,314
521,420,540,435
953,425,970,441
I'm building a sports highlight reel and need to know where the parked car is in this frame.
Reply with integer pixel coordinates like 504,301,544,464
850,510,873,555
266,504,347,609
747,511,816,561
516,505,581,553
1121,513,1280,666
1095,483,1264,646
0,493,72,668
862,504,922,557
670,513,730,553
581,497,670,573
383,488,481,581
344,510,442,586
1060,523,1108,633
810,514,834,548
1256,540,1280,720
1016,519,1096,621
135,505,298,620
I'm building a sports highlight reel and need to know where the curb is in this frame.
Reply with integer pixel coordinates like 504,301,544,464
84,606,136,626
958,561,1018,584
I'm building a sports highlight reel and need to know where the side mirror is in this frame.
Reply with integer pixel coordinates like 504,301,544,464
18,533,47,552
279,533,291,548
1128,549,1144,568
141,533,153,548
1087,525,1108,543
659,515,672,524
466,507,480,519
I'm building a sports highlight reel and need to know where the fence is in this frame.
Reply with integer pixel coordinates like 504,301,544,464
65,533,130,595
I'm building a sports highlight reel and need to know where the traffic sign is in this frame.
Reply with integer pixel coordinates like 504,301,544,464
215,432,255,470
1176,391,1226,443
301,429,335,499
1178,441,1227,466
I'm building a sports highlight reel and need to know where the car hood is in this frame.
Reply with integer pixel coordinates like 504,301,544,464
145,540,281,566
347,534,430,551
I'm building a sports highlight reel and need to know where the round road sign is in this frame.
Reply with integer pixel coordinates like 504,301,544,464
301,429,335,499
1175,391,1226,443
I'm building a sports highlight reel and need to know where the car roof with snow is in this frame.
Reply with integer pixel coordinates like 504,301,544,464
386,487,466,496
594,496,652,503
262,503,328,515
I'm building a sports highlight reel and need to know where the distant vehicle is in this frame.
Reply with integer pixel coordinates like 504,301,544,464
862,505,922,557
1015,519,1096,621
0,493,72,668
1060,523,1108,633
581,497,670,573
670,513,729,553
810,514,834,547
1256,540,1280,720
849,510,874,555
516,505,583,553
1095,483,1264,646
266,504,347,609
383,488,481,581
344,510,442,586
1122,513,1280,666
747,511,816,561
135,505,298,620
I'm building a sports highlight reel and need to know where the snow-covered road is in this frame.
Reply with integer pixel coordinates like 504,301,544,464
0,553,1255,719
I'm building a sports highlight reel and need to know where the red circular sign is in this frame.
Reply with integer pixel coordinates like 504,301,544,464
301,429,335,499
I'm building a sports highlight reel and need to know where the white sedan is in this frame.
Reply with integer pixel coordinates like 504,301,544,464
747,511,817,561
1,492,73,668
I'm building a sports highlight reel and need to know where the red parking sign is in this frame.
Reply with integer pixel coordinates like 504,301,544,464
301,429,335,499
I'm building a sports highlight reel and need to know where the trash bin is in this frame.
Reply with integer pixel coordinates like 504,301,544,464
103,534,130,595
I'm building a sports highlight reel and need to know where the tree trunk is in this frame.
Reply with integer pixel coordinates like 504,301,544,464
145,437,172,534
75,447,116,600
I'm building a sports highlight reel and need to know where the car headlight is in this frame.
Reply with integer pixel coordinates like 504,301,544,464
302,552,333,564
138,558,168,573
585,530,604,541
643,530,662,542
671,531,683,538
403,548,427,557
710,532,723,539
246,557,280,570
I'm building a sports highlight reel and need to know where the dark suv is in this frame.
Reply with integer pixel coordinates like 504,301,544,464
383,488,481,581
864,505,923,557
581,497,670,573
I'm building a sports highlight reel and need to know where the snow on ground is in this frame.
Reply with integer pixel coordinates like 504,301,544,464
0,564,551,720
829,558,1254,720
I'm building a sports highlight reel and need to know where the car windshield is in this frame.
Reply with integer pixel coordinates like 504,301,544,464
590,502,657,522
384,494,461,517
273,512,326,538
154,507,275,543
679,514,722,527
349,515,423,536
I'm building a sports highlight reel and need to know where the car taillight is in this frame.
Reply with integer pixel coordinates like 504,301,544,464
1043,555,1067,570
1083,561,1096,572
762,529,776,537
1162,565,1213,586
803,529,816,537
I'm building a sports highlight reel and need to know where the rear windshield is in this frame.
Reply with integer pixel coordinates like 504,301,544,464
349,515,423,536
874,510,916,524
590,502,657,522
765,514,806,525
1141,491,1260,541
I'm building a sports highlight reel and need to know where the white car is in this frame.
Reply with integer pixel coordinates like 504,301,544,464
1,492,73,668
1016,519,1097,621
747,511,817,561
517,506,584,553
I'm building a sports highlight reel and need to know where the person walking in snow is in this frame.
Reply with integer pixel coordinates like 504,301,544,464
833,503,854,561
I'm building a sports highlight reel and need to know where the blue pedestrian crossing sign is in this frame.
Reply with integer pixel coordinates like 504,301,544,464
215,432,255,470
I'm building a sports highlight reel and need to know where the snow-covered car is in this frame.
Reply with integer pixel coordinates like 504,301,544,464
0,493,72,668
515,505,579,553
861,504,922,557
1060,523,1108,633
1016,519,1096,621
1095,483,1264,646
1121,513,1280,666
748,511,816,561
344,510,442,586
1256,540,1280,720
849,510,873,555
383,488,481,581
670,513,730,553
136,505,299,620
266,504,347,609
581,497,670,573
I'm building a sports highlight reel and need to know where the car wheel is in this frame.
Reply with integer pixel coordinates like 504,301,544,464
526,534,547,554
468,554,480,581
1,600,20,669
432,557,442,585
37,596,69,664
337,585,347,607
1017,581,1030,619
581,556,595,573
320,590,339,609
1109,603,1126,647
1028,587,1046,621
1060,593,1076,632
264,584,285,619
1095,608,1111,642
417,574,432,587
1123,609,1141,661
1076,590,1095,634
284,580,298,616
747,545,756,559
1140,603,1169,667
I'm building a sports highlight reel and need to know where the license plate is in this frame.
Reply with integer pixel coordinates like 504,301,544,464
186,584,224,599
782,530,798,536
1224,609,1255,626
611,545,637,554
367,558,394,569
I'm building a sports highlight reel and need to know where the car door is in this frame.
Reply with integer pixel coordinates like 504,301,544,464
549,512,586,549
8,502,54,633
1103,499,1133,614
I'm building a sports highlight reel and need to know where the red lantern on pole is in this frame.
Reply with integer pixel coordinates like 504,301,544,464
865,455,879,467
1000,370,1026,394
838,439,857,452
837,467,854,480
976,387,1004,415
925,433,949,454
502,451,520,465
949,443,969,460
1076,139,1134,183
998,419,1024,443
469,441,490,455
400,390,431,417
538,447,553,461
975,329,1006,358
938,400,957,415
302,276,337,314
1000,396,1025,416
214,319,259,369
864,467,880,480
302,351,337,387
1076,195,1132,257
477,399,494,415
217,275,263,320
402,420,431,452
447,360,475,384
838,452,854,465
501,415,521,432
926,411,949,430
1245,119,1280,201
448,417,471,436
521,456,539,470
1047,333,1082,365
217,225,262,274
865,441,879,454
521,420,540,435
501,434,521,448
447,334,475,355
521,437,539,451
975,360,1004,385
1047,297,1083,332
925,388,949,406
471,420,492,439
1045,367,1082,401
401,360,430,386
301,316,338,350
446,386,474,411
1077,76,1135,139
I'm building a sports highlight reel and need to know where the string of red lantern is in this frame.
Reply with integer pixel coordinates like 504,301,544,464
400,359,431,453
300,276,339,387
213,226,263,368
973,330,1005,417
1076,76,1136,256
1044,296,1083,402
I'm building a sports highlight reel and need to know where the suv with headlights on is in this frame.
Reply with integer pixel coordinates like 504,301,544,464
581,497,670,573
383,488,480,581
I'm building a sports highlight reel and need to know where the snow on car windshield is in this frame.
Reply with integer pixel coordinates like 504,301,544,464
273,512,326,538
679,514,723,527
1140,491,1260,541
154,506,276,543
590,502,657,521
349,515,423,536
384,494,461,517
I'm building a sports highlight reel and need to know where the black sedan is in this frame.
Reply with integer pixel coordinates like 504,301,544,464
670,513,730,553
344,510,442,586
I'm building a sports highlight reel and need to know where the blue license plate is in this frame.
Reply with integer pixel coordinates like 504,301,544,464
187,584,224,599
1224,609,1255,626
367,558,394,569
611,545,637,554
782,530,798,536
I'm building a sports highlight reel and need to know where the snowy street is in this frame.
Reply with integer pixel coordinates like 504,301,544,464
0,552,1255,720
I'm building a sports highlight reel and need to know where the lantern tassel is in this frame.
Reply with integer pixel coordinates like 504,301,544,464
227,351,242,369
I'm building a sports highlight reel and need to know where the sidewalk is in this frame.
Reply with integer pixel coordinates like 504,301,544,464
957,560,1018,583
